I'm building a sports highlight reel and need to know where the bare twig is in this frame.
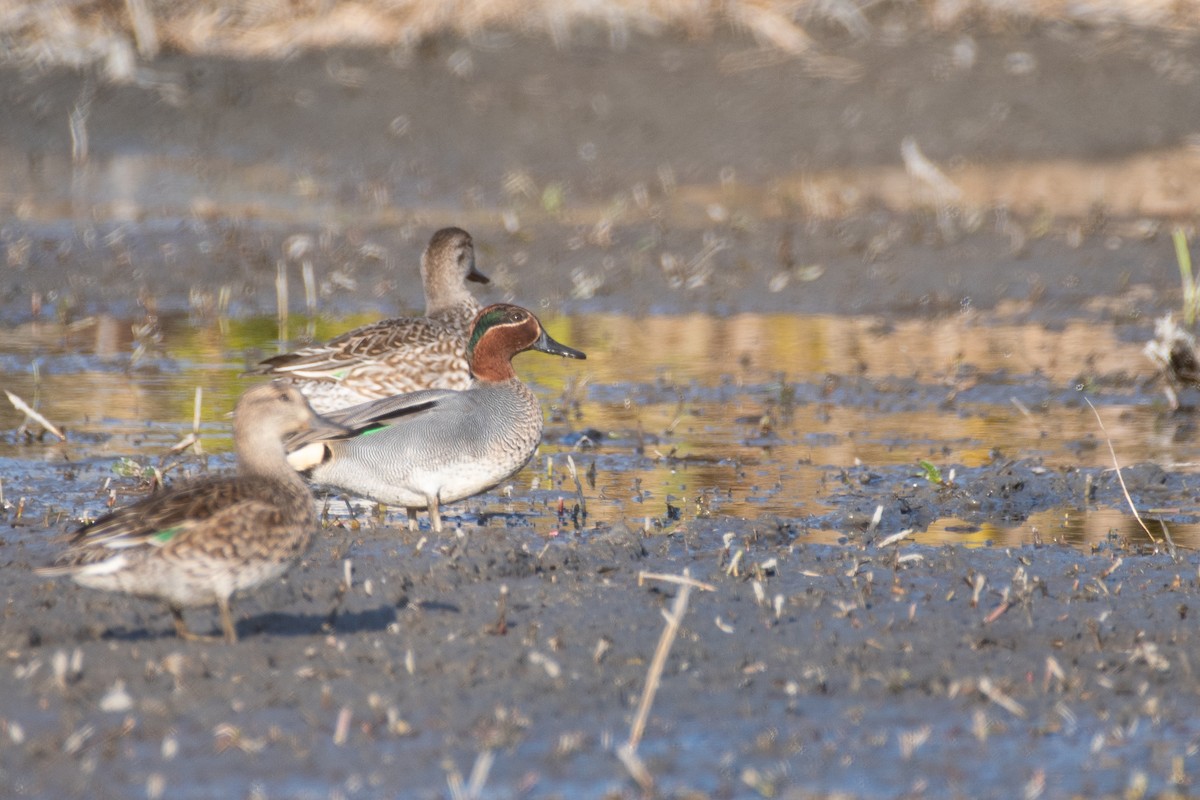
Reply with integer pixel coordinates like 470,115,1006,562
6,390,66,440
1010,396,1034,421
875,529,913,549
1084,398,1158,546
978,677,1026,718
566,454,586,523
68,81,94,166
637,571,717,592
276,260,289,345
466,750,495,799
1157,520,1178,559
171,386,204,453
447,750,495,800
983,600,1012,625
619,570,695,791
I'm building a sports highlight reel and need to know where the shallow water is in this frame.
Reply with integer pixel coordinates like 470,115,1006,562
2,310,1194,550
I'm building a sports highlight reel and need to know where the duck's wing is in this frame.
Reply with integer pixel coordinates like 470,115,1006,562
36,476,286,574
66,477,280,549
247,316,450,380
286,387,460,447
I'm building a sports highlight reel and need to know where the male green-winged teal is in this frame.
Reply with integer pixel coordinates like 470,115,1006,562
37,383,347,643
248,227,490,413
288,304,586,532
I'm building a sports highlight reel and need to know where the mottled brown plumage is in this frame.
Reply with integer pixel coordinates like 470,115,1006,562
247,227,490,413
37,382,346,643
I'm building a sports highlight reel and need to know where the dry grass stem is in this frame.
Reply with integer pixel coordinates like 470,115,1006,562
566,454,586,521
169,386,204,453
615,743,654,793
620,570,695,790
901,136,962,204
629,580,691,747
637,571,717,592
332,706,352,745
68,84,93,166
5,390,66,440
1098,557,1123,580
983,599,1012,625
448,750,495,800
1010,396,1034,421
978,677,1027,718
275,260,289,345
301,260,317,316
464,750,495,800
970,573,986,608
1083,398,1158,547
875,529,913,549
1157,520,1178,558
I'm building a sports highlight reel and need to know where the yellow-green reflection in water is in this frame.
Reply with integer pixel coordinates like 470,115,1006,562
0,311,1192,548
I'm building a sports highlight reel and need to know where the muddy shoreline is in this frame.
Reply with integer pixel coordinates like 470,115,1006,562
4,16,1200,800
4,512,1199,798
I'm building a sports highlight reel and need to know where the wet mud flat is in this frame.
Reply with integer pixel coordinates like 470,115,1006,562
5,12,1200,800
1,451,1199,799
1,514,1198,798
5,18,1200,323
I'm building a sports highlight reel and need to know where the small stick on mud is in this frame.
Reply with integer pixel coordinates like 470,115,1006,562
301,259,317,342
1098,557,1123,580
5,391,65,441
447,750,495,800
275,260,289,345
865,504,884,540
301,260,317,315
1084,399,1160,548
618,570,695,791
332,706,352,746
489,585,508,636
978,677,1026,718
637,572,717,592
1010,396,1034,422
171,387,204,453
983,598,1012,625
566,454,586,524
1157,520,1179,559
192,386,202,453
970,573,987,608
68,81,94,166
876,528,914,564
875,529,912,548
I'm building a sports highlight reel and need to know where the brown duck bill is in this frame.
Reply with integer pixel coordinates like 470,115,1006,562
533,329,586,360
467,266,491,284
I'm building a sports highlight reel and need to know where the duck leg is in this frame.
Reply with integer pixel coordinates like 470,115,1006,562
427,495,443,533
216,597,239,643
406,508,419,532
170,604,221,642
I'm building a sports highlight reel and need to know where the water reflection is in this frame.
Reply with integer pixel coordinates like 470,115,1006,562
0,311,1190,548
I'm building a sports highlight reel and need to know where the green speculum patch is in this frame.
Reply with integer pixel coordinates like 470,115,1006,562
153,526,182,543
